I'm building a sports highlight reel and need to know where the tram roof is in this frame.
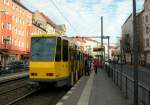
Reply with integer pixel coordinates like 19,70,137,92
31,34,76,41
31,34,60,37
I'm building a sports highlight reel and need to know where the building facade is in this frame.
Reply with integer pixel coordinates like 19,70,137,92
0,0,66,67
0,0,32,66
121,14,133,64
121,11,144,65
143,0,150,66
55,24,66,35
40,12,56,34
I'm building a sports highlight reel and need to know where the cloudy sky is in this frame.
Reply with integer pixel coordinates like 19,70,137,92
21,0,144,45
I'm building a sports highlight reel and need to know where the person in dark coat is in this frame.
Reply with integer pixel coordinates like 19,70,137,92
93,59,99,74
85,58,90,76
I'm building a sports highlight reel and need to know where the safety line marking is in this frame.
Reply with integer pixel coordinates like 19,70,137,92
55,76,84,105
77,72,94,105
67,90,72,94
62,95,69,100
56,102,63,105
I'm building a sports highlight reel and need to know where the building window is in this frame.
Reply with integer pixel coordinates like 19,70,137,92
146,26,149,34
27,42,28,48
8,23,11,30
22,31,24,36
146,15,148,22
15,28,17,34
23,21,24,25
7,36,11,44
20,10,21,14
20,19,22,24
18,40,20,47
12,39,13,44
12,15,14,19
146,38,149,47
2,23,5,29
2,36,4,44
3,0,8,4
12,4,14,9
14,39,17,46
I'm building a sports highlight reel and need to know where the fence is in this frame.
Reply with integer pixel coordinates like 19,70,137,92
105,64,150,105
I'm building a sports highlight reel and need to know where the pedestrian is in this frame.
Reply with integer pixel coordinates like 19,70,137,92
91,61,94,71
93,58,98,74
0,61,2,70
85,58,90,76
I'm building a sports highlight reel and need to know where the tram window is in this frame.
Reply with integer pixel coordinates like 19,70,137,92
55,37,61,61
63,40,68,61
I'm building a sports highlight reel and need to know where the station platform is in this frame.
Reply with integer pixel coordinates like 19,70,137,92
0,71,28,83
56,69,128,105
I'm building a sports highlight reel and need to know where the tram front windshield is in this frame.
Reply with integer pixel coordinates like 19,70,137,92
31,37,56,61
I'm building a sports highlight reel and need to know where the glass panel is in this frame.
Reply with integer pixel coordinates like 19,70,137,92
63,40,68,61
31,37,56,61
55,37,61,61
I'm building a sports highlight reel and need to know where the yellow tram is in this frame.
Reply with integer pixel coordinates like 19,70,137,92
29,34,85,87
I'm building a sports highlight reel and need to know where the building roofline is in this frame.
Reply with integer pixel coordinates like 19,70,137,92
12,0,33,13
122,14,132,27
122,9,144,27
34,11,57,28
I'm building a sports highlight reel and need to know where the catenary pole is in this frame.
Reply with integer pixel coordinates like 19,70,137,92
132,0,139,105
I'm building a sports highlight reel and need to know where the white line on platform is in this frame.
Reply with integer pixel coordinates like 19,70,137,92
55,76,85,105
67,90,72,94
56,102,63,105
71,87,76,90
77,72,94,105
62,95,69,100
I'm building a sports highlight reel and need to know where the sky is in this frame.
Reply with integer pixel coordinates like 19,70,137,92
21,0,144,45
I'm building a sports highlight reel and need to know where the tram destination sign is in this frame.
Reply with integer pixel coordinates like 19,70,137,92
93,47,104,52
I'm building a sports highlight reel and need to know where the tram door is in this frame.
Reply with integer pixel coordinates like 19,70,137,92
55,37,62,78
62,40,69,77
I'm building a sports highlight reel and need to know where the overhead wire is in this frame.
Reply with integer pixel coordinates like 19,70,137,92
50,0,79,35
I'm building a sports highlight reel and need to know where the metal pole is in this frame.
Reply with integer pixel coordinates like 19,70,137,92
120,40,123,90
101,16,103,47
108,36,110,60
101,16,104,64
104,46,105,63
132,0,139,105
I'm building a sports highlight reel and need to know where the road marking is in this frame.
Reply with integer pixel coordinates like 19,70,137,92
56,102,63,105
62,95,69,100
77,72,94,105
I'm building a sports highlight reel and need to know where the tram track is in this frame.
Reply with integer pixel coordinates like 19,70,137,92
9,86,67,105
0,74,68,105
0,78,28,95
0,76,32,105
5,87,41,105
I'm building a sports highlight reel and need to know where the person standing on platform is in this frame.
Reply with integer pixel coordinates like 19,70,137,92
93,58,98,74
85,58,90,76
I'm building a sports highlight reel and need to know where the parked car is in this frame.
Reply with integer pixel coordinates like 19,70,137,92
5,61,27,71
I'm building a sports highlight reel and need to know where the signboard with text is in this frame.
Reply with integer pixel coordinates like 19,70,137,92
93,47,104,52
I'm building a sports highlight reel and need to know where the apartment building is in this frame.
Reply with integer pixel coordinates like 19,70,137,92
143,0,150,66
0,0,32,65
121,11,144,64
